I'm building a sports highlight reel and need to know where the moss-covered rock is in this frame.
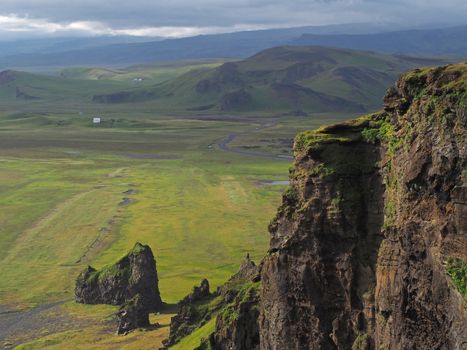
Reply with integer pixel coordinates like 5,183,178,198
75,242,163,311
444,257,467,300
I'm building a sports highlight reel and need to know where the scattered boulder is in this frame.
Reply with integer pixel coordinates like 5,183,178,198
117,294,150,335
75,242,163,312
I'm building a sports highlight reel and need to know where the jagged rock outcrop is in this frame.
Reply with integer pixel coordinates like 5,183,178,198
163,255,261,350
75,242,163,312
183,279,211,304
162,279,215,348
204,254,261,350
170,63,466,349
259,62,467,350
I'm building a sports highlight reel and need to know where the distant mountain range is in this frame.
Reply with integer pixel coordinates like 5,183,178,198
290,26,467,56
0,36,159,59
0,25,465,69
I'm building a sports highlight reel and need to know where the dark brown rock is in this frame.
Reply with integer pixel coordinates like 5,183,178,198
181,278,211,304
75,242,163,312
162,279,215,348
373,63,467,350
259,62,467,350
260,120,385,350
209,283,260,350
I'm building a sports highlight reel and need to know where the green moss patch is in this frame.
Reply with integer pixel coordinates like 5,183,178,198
219,281,259,326
444,258,467,300
352,333,370,350
294,113,382,154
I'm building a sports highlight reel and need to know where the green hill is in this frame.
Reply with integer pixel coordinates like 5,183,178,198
91,46,450,113
0,46,451,116
0,69,127,104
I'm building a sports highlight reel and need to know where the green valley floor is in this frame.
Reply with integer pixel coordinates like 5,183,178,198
0,110,357,349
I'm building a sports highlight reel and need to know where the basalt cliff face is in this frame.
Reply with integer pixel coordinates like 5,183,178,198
168,62,466,349
260,62,467,350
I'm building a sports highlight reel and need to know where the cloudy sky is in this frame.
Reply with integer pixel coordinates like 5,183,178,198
0,0,466,39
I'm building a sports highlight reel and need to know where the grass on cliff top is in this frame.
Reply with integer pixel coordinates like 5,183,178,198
403,62,467,102
84,243,149,284
294,114,377,154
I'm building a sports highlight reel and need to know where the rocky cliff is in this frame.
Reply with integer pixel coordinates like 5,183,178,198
260,62,467,350
75,242,163,311
167,62,466,349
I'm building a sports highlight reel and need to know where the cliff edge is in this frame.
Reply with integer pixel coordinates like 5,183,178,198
261,62,466,350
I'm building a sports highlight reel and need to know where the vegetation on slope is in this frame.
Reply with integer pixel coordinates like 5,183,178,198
84,46,451,113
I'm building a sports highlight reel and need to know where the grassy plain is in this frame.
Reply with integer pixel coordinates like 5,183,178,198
0,113,355,349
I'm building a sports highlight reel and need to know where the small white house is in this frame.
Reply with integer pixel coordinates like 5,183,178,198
92,117,101,124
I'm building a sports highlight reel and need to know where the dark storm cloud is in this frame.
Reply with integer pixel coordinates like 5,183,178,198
0,0,465,38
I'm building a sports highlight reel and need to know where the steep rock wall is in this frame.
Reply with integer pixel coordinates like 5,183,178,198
260,117,385,350
259,62,466,350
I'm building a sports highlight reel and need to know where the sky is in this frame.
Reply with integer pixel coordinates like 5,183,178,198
0,0,466,39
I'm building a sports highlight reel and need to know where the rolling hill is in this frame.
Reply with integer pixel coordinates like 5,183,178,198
0,46,453,116
0,60,226,112
90,46,451,113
